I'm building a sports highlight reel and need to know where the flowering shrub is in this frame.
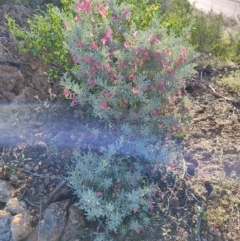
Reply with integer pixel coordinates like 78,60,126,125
67,135,177,240
59,1,196,239
58,0,198,131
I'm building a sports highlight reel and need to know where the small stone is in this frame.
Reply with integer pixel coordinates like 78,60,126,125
10,175,18,184
187,164,195,176
0,167,7,180
24,164,33,172
44,176,51,186
33,165,39,172
30,187,35,194
5,198,26,215
0,180,14,202
11,210,32,241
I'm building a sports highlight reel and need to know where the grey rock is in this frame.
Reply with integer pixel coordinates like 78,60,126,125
60,204,86,241
0,210,12,241
36,199,70,241
0,180,14,203
5,198,26,215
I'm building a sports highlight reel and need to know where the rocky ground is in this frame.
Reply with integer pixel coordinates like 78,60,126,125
0,4,240,241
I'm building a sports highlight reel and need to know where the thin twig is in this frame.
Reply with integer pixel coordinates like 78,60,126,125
187,189,205,241
24,198,40,207
208,84,235,102
20,168,67,180
181,154,186,179
38,199,42,241
0,43,13,56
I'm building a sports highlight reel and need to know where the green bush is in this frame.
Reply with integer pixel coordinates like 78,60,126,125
116,0,161,30
159,0,194,36
216,70,240,96
190,10,224,53
6,4,73,77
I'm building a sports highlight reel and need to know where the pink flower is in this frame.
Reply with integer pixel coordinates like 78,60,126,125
101,91,106,97
108,92,114,98
162,60,168,68
145,86,150,91
87,76,95,86
135,47,141,55
144,50,150,59
149,204,154,211
119,61,127,69
77,0,90,12
148,196,153,201
106,28,113,40
63,23,70,30
83,57,92,63
159,193,164,200
153,189,158,195
70,95,77,107
174,58,181,67
172,125,179,131
77,40,83,48
155,83,165,92
168,69,174,77
72,55,78,64
124,41,131,48
91,66,97,75
165,49,171,57
101,36,108,45
135,227,141,234
132,87,139,94
75,15,81,23
122,98,127,105
99,4,107,18
181,48,187,58
111,14,118,22
117,183,122,190
177,89,182,97
169,162,176,169
151,37,159,44
152,109,159,116
129,73,136,81
132,31,137,38
133,209,138,214
123,8,131,20
101,101,108,109
63,89,70,98
156,52,161,60
109,51,114,59
168,95,175,102
90,42,98,49
105,63,111,72
96,192,102,197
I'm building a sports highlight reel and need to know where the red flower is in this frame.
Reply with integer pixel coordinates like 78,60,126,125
101,101,108,109
77,0,90,12
99,4,107,18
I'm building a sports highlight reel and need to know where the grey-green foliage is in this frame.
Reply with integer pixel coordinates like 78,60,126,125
68,124,180,240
